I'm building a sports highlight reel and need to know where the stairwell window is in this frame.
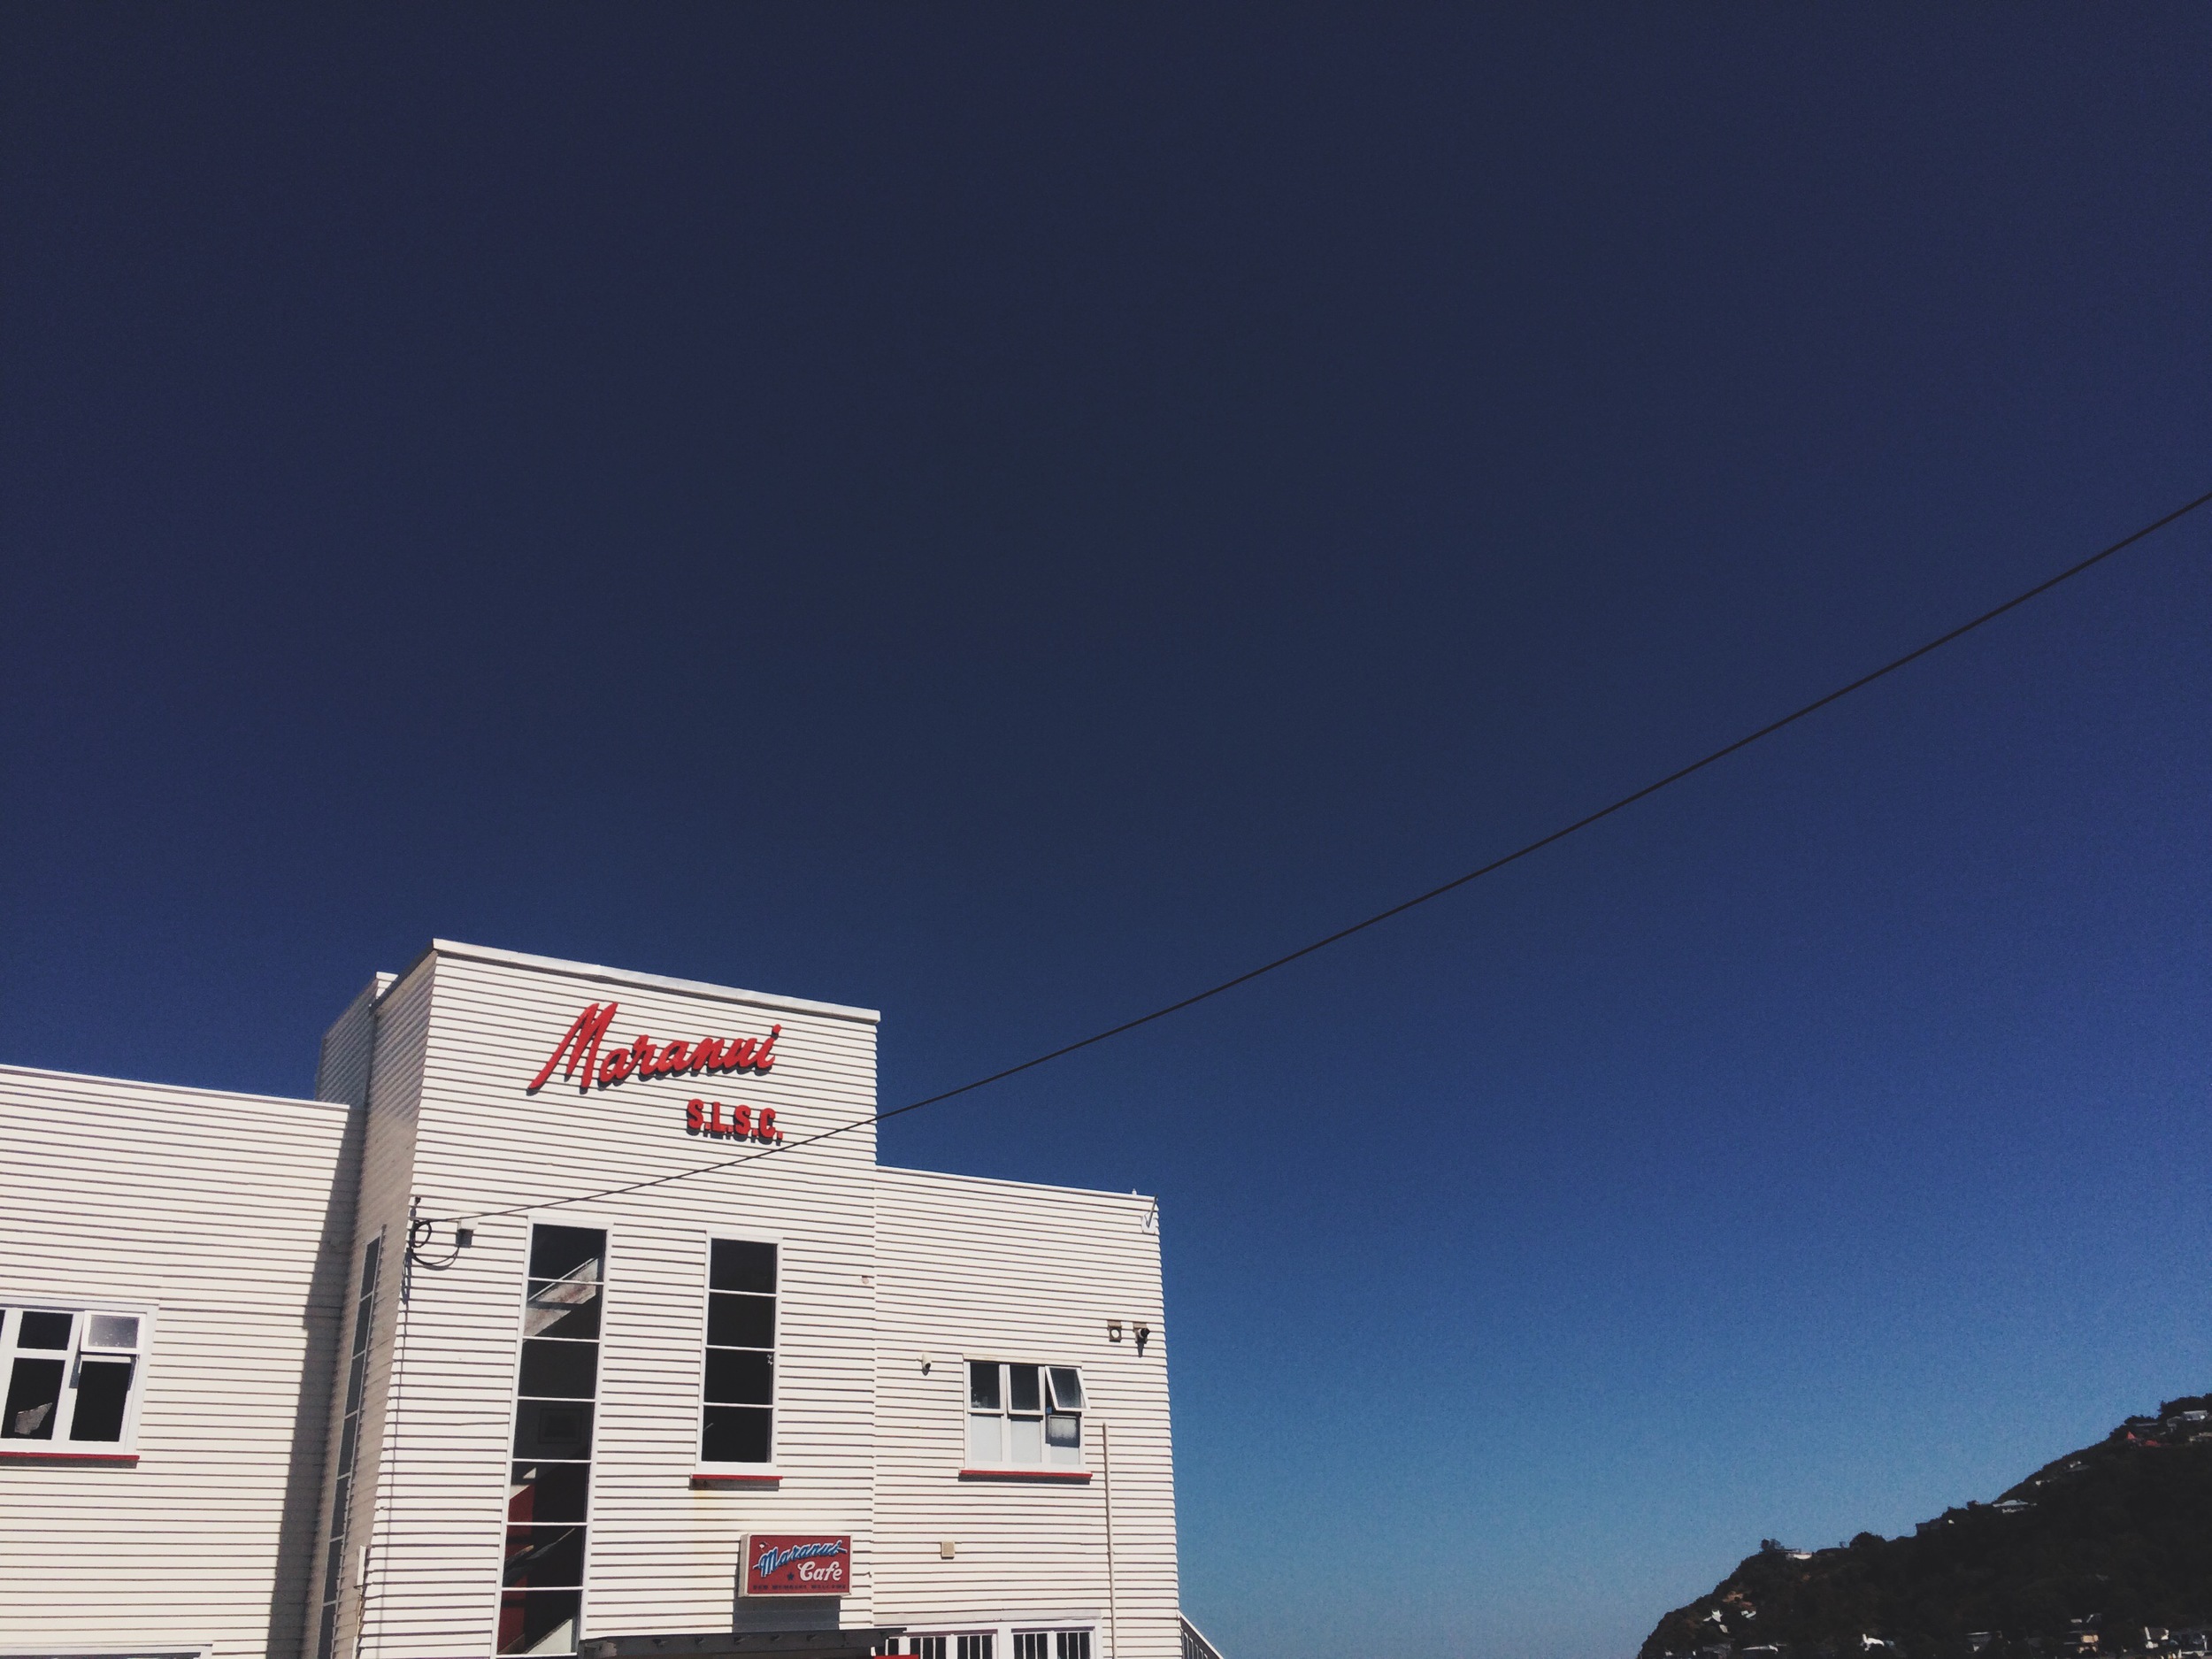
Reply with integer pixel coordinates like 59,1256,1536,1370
966,1362,1084,1468
502,1225,606,1656
699,1239,777,1468
0,1305,150,1452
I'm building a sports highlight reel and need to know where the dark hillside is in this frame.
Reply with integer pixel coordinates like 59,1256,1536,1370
1640,1394,2212,1659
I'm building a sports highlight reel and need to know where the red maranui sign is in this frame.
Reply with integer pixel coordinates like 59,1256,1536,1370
526,1001,781,1094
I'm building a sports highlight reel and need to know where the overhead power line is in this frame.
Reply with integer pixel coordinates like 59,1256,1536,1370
442,485,2212,1227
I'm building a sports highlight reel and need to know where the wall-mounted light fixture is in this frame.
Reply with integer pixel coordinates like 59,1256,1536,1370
1133,1323,1150,1354
920,1354,933,1374
1107,1320,1123,1342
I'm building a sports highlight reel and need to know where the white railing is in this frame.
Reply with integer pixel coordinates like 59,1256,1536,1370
1180,1616,1225,1659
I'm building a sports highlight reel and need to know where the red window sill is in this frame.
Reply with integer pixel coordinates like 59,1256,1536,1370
0,1448,139,1464
692,1471,780,1486
959,1467,1092,1482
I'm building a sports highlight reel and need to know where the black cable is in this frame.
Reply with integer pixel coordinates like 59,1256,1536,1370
437,484,2212,1227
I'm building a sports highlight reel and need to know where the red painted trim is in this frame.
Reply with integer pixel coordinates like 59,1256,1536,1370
0,1448,139,1464
691,1471,781,1486
959,1467,1092,1482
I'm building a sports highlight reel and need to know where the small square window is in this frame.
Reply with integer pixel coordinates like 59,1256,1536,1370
0,1305,152,1450
965,1360,1084,1469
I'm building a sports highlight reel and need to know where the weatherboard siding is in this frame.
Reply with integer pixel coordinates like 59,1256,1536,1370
349,946,885,1655
873,1167,1178,1659
329,955,436,1659
4,942,1179,1659
0,1064,357,1659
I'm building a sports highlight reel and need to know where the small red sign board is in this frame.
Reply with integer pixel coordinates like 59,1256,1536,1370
742,1534,852,1596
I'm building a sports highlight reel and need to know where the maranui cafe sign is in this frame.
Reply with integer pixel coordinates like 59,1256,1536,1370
526,1001,786,1144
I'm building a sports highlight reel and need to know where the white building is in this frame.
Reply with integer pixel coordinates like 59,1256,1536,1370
0,941,1180,1659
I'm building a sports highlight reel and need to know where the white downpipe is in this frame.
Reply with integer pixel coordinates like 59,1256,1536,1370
1102,1421,1119,1659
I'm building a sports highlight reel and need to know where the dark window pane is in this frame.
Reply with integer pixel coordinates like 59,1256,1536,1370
701,1404,772,1463
315,1603,337,1659
968,1361,1000,1411
344,1348,369,1416
1048,1368,1085,1411
512,1398,594,1460
19,1311,72,1349
525,1278,602,1340
328,1475,351,1543
518,1339,598,1401
510,1460,591,1525
710,1239,776,1294
70,1358,133,1440
498,1589,580,1655
351,1238,382,1352
1045,1413,1080,1449
703,1348,773,1405
503,1524,587,1588
707,1293,775,1349
337,1413,359,1471
1008,1364,1041,1413
4,1357,65,1439
528,1226,606,1284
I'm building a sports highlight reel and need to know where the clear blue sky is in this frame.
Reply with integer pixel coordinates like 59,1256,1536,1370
4,10,2209,1657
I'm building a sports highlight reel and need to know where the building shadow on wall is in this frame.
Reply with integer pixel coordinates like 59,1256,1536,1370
262,1094,367,1659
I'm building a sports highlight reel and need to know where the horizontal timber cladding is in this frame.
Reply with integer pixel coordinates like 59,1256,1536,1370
873,1168,1178,1659
3,938,1181,1659
324,958,437,1659
352,945,884,1657
0,1064,357,1659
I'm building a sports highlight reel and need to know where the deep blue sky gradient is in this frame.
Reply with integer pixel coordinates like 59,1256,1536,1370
4,10,2211,1657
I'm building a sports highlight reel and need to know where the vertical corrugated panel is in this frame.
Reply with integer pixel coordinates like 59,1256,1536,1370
0,1065,357,1659
872,1168,1178,1659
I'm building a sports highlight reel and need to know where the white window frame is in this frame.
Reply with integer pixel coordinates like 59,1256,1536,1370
0,1303,153,1459
899,1624,1095,1659
693,1230,781,1479
962,1359,1088,1474
493,1214,617,1658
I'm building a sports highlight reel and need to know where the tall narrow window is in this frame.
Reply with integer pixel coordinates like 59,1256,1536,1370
699,1239,776,1467
318,1235,381,1659
0,1305,150,1449
503,1225,605,1656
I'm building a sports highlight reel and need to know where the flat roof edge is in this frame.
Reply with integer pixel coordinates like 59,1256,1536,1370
0,1061,338,1111
428,940,882,1025
877,1162,1156,1207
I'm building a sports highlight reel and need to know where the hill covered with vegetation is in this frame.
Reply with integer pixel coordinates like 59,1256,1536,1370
1640,1394,2212,1659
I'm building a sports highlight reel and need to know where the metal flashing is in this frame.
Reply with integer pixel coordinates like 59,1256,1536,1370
428,939,882,1024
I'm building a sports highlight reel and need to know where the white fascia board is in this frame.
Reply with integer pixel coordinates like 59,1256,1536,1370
877,1162,1156,1209
421,938,883,1025
0,1061,338,1112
